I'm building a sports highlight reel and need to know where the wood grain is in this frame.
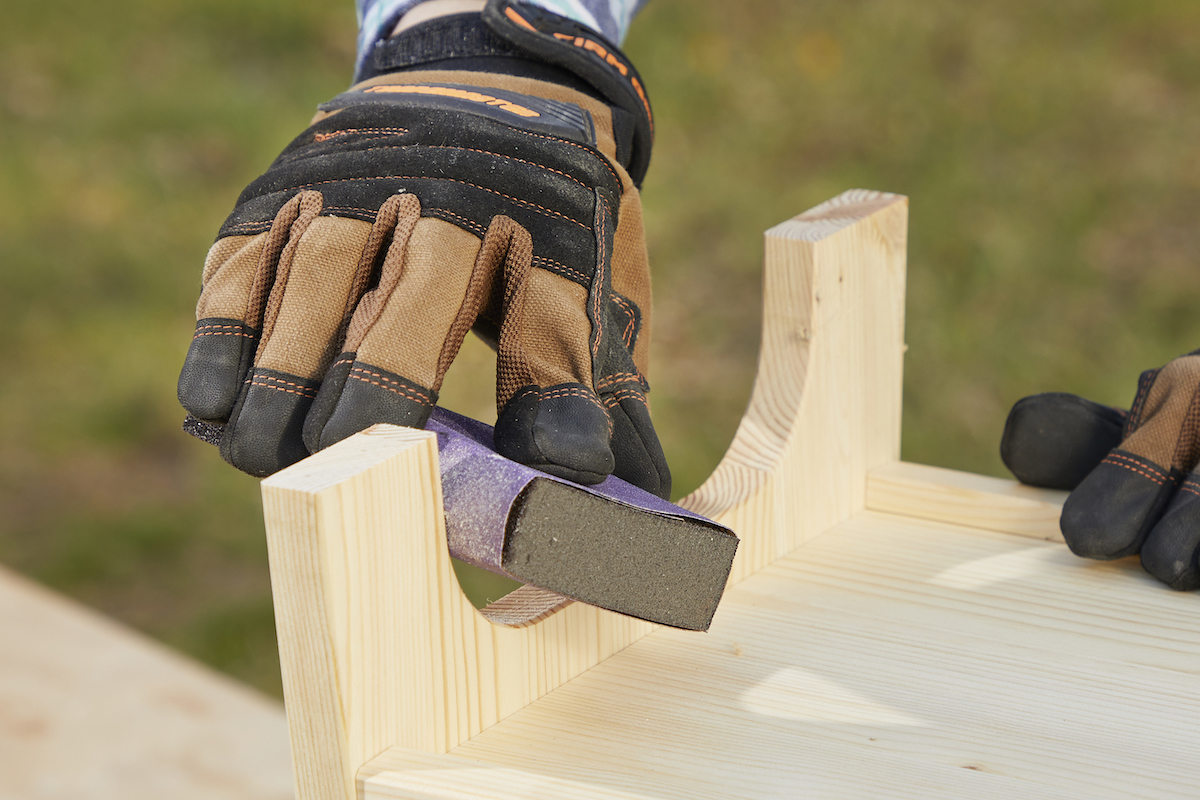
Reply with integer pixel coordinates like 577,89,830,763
868,461,1067,542
260,189,916,799
361,512,1199,800
680,189,909,582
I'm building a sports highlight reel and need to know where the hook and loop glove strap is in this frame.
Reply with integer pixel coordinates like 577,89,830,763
1000,350,1200,588
177,0,670,498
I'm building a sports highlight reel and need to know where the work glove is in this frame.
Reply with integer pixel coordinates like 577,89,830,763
1000,350,1200,588
177,0,670,498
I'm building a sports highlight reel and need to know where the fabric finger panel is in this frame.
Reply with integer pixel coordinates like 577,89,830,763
179,235,264,421
221,214,374,476
307,217,482,450
608,188,652,376
1060,358,1200,559
178,191,317,423
494,249,613,484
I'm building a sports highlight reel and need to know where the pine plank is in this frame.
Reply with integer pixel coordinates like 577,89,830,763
361,512,1199,800
868,461,1067,542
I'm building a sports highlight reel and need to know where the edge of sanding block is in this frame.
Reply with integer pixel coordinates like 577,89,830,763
428,407,739,631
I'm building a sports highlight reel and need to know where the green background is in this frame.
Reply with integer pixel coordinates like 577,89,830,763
3,0,1199,697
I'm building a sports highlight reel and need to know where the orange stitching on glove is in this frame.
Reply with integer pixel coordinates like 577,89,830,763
312,127,409,142
349,366,433,403
1101,454,1168,485
250,376,319,399
292,175,591,230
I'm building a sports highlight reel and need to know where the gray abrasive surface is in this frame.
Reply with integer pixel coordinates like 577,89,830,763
502,478,738,631
429,407,739,631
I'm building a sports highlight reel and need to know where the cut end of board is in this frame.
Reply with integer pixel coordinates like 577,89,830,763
501,478,739,631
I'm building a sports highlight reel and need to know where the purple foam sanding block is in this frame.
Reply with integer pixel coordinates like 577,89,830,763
428,407,739,631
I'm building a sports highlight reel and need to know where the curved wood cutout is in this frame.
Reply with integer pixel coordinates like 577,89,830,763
680,189,907,582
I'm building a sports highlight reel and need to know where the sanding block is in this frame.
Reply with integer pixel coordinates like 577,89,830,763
429,408,738,631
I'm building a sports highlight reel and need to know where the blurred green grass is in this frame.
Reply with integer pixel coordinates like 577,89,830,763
3,0,1200,697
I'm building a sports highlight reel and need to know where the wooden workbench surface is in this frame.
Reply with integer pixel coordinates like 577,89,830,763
364,496,1199,800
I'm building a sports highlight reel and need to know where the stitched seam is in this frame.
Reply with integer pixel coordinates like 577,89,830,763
531,255,589,283
596,372,642,390
611,294,637,347
193,330,256,340
519,130,621,187
290,175,590,230
536,386,604,408
602,388,649,409
310,143,594,193
1107,451,1168,479
312,127,409,142
425,208,488,237
590,198,607,362
1179,482,1200,498
349,367,432,404
251,376,318,399
1102,454,1168,485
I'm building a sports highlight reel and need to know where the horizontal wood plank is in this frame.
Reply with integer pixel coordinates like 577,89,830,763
360,512,1200,800
867,461,1067,542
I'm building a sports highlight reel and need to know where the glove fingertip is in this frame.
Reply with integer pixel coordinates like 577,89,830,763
1060,451,1179,560
178,318,257,422
1000,392,1126,490
304,357,435,451
608,395,671,501
1140,478,1200,590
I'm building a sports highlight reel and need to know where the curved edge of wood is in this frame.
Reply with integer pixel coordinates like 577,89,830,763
679,189,908,581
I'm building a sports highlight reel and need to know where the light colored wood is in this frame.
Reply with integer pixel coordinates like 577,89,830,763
679,190,908,582
0,564,292,800
362,512,1199,800
868,461,1067,542
260,189,913,800
261,426,654,800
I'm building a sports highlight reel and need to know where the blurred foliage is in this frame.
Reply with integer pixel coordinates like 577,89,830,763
3,0,1200,698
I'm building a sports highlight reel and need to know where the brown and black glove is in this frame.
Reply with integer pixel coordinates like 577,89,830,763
1000,351,1200,588
177,1,670,498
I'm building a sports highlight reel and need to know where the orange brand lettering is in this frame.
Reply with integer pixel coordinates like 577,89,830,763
583,40,608,59
504,7,537,31
364,85,540,118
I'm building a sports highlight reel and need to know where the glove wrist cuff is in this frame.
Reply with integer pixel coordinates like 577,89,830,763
368,1,652,185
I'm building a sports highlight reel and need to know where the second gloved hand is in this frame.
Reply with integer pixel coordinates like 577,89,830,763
1001,350,1200,588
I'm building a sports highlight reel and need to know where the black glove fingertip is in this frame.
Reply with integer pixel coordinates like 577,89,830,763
1140,476,1200,590
607,394,671,500
1000,392,1126,490
1060,450,1181,560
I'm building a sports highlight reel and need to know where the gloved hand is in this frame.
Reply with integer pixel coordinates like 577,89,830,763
1000,350,1200,588
177,0,670,498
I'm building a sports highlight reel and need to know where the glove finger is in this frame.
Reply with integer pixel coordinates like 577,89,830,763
220,191,381,476
491,218,614,485
1060,357,1200,559
305,205,490,450
1140,473,1200,589
178,191,318,422
999,393,1126,490
604,387,671,499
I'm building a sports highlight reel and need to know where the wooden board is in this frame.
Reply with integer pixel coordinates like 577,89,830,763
260,190,913,800
0,564,293,800
363,507,1200,800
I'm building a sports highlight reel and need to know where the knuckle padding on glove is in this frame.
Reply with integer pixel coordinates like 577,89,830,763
218,93,620,292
